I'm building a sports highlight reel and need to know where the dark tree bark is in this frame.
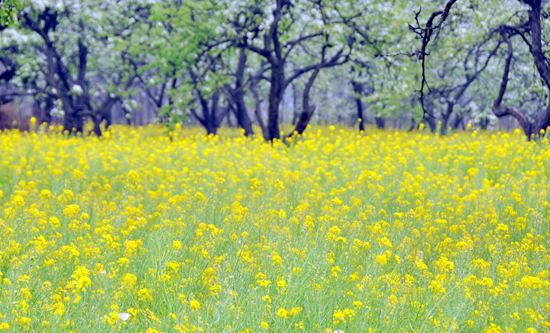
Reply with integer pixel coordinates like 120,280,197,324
228,49,254,136
188,59,229,135
250,73,269,139
266,61,285,140
291,83,299,126
191,88,229,136
423,113,437,132
527,0,550,133
289,67,321,136
439,39,501,135
414,0,550,138
452,113,466,130
351,81,365,132
239,1,353,140
410,0,459,118
493,36,535,138
21,9,121,136
128,58,174,118
440,102,454,135
492,1,550,140
479,116,490,130
287,41,352,138
41,96,54,124
375,116,386,129
90,97,118,136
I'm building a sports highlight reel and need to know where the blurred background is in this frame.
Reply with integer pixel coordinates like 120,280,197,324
0,0,548,139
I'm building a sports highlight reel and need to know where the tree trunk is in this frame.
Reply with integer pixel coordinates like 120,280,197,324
375,116,385,129
289,67,321,137
493,36,535,139
232,94,253,136
452,113,465,130
423,113,437,133
267,62,284,141
480,116,490,130
198,95,214,135
92,117,102,137
537,103,550,133
232,49,254,136
526,0,550,135
207,92,221,135
291,83,300,125
440,102,454,135
352,81,365,132
41,96,54,124
63,108,83,134
250,77,268,139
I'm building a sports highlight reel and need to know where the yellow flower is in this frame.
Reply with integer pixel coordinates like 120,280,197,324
138,288,153,302
375,254,388,266
52,302,65,316
415,257,428,271
126,170,140,184
519,276,544,289
483,323,502,333
276,308,288,319
122,273,138,289
125,239,142,257
0,125,547,331
272,252,283,266
172,240,182,250
63,204,80,217
19,317,31,327
13,195,25,208
194,191,207,202
189,299,201,311
333,308,355,325
40,189,53,199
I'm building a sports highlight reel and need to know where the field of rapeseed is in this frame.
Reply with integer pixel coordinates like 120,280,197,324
0,126,548,332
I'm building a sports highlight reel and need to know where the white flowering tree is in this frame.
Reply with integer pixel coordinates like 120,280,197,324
412,0,550,137
159,0,357,139
2,0,547,136
346,1,423,131
0,0,146,134
126,1,236,134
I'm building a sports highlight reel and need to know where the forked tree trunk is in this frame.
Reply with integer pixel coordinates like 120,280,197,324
231,49,254,136
289,67,321,137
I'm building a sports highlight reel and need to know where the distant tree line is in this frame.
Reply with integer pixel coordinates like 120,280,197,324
0,0,548,140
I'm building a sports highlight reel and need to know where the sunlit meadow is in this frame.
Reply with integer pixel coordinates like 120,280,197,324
0,126,548,332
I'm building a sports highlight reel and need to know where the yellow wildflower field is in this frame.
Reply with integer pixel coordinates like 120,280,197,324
0,126,548,332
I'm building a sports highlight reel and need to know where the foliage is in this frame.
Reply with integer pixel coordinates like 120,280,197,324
0,0,549,137
0,0,20,25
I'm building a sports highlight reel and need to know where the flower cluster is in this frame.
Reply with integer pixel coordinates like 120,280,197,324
0,126,547,332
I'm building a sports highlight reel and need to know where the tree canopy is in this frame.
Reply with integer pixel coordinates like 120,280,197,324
0,0,548,139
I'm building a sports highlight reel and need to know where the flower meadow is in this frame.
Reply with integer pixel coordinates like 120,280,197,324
0,126,548,333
